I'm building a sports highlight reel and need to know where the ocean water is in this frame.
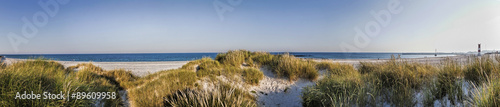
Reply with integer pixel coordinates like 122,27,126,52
2,52,456,62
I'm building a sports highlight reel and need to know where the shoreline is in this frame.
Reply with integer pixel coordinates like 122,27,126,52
2,58,189,77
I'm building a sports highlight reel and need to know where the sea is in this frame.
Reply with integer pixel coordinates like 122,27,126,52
1,52,456,62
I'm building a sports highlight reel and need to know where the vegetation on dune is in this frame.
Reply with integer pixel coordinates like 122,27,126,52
164,82,256,107
0,60,123,106
267,54,318,81
3,51,500,107
128,69,198,107
69,63,139,89
303,55,500,107
215,50,318,81
0,61,6,69
423,58,464,106
250,52,274,67
469,55,500,106
181,57,215,71
195,58,223,77
128,50,263,106
303,62,364,107
316,62,357,76
114,50,319,106
216,50,252,67
369,59,436,90
101,69,139,89
358,62,380,74
464,56,499,84
215,50,319,81
471,78,500,106
242,68,264,85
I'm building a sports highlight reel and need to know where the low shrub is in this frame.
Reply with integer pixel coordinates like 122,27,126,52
216,50,251,67
242,68,264,85
250,52,274,66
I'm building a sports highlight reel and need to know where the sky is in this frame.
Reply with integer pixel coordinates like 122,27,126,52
0,0,499,54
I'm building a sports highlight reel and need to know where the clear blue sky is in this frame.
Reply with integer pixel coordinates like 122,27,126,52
0,0,499,54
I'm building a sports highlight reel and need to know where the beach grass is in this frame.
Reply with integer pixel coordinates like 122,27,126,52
216,50,252,67
267,53,318,81
110,50,320,106
470,78,500,106
0,59,123,106
302,55,500,107
242,68,264,85
302,62,364,107
464,56,499,84
164,82,256,107
3,51,500,106
127,69,198,107
250,52,274,67
123,50,262,106
468,55,500,106
423,58,464,106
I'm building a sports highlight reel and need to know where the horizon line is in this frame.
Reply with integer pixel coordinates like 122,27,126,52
0,51,464,55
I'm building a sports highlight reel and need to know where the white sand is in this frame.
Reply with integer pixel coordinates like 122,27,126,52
247,68,326,107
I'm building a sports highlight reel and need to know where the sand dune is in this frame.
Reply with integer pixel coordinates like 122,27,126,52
2,55,469,106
